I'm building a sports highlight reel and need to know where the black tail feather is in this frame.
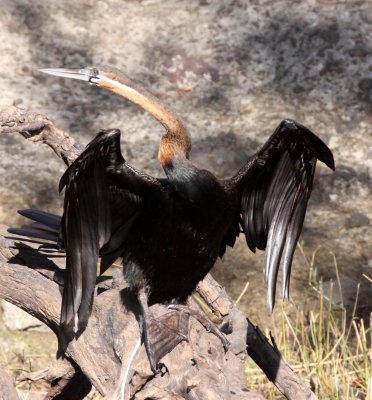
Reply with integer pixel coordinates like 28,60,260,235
8,209,62,244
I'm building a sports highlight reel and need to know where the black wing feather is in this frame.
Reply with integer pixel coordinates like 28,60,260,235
60,144,111,331
59,128,162,334
234,119,334,311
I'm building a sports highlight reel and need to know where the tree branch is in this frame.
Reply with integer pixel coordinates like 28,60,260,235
20,359,92,400
246,320,318,400
0,105,83,166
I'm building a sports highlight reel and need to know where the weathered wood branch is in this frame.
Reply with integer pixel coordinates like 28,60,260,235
0,105,319,400
0,105,83,166
19,359,92,400
247,320,318,400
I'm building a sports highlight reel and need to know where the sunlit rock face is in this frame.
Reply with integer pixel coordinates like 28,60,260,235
0,0,370,325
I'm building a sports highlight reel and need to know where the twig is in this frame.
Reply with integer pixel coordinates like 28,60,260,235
235,280,250,305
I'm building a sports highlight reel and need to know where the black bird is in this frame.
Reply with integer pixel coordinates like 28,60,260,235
12,66,335,370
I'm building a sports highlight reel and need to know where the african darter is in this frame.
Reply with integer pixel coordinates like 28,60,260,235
11,66,335,371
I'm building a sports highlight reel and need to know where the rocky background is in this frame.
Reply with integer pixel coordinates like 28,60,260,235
0,0,370,351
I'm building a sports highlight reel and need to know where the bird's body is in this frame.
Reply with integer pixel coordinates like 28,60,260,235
112,161,238,305
59,127,240,323
11,66,335,370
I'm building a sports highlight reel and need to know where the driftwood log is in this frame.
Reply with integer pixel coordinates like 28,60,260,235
0,105,318,400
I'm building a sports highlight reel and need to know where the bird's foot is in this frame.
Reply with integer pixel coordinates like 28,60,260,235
167,304,230,351
143,310,190,372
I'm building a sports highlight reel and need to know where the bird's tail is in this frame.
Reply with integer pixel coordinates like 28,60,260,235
8,209,62,245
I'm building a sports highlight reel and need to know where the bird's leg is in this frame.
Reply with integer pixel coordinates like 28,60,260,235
137,289,190,372
168,304,230,351
137,289,158,371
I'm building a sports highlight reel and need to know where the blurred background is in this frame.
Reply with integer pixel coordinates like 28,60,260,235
0,0,371,398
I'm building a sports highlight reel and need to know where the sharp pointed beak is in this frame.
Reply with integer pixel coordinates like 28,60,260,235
39,67,100,83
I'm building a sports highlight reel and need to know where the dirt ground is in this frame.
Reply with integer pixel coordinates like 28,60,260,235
0,0,371,390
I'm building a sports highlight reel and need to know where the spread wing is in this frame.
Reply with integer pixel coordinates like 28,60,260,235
59,128,163,334
231,119,335,311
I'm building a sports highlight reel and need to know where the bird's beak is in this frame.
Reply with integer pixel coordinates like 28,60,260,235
39,68,100,84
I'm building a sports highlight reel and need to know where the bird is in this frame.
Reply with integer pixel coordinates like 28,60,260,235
11,66,335,371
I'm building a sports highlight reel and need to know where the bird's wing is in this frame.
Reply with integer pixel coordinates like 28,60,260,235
230,119,335,311
59,128,163,334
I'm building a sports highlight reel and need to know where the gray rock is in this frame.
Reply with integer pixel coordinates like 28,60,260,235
319,275,359,308
345,212,370,228
1,300,50,332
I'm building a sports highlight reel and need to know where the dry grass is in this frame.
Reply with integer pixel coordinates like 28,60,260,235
0,326,56,399
245,243,372,400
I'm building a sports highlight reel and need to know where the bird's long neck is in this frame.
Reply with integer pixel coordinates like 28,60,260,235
96,69,191,169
